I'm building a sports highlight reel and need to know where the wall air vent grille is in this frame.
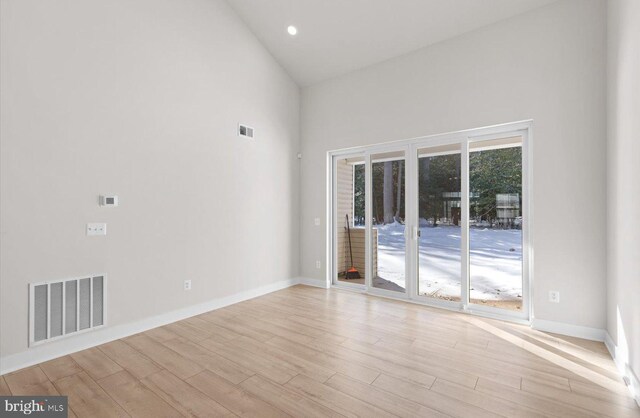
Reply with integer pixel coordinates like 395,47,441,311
29,275,106,346
238,123,254,139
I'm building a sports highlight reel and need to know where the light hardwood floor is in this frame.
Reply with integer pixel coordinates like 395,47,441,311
2,285,639,417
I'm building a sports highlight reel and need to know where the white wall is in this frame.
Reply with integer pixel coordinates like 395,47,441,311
606,0,640,397
300,0,607,330
0,0,299,367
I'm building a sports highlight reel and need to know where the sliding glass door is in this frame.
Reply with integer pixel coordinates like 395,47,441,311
417,144,462,302
330,123,529,320
333,154,366,288
370,150,407,294
468,136,524,312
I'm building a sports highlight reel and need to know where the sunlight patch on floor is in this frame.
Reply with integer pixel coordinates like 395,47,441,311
465,316,627,394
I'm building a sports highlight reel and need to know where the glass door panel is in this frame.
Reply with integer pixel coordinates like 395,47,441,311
334,155,366,286
371,151,406,293
417,144,462,301
469,136,523,311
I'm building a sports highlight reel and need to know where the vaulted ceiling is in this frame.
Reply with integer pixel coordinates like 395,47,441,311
227,0,558,86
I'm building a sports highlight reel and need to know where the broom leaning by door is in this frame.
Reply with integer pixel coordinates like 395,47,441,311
345,214,361,279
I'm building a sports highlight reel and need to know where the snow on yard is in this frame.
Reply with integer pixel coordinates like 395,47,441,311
375,222,522,301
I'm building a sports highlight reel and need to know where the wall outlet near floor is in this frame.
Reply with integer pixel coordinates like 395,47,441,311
315,260,321,269
87,223,107,236
184,280,192,291
314,217,321,226
549,290,560,303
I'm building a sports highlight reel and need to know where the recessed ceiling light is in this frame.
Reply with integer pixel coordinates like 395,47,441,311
287,25,297,36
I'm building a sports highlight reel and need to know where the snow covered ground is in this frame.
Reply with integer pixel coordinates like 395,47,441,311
375,222,522,302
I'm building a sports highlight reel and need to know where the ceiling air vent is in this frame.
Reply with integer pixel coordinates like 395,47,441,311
238,123,254,139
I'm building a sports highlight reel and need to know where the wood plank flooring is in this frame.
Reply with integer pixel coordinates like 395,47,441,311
2,285,639,417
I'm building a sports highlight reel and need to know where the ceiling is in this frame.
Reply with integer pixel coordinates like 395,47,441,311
226,0,558,86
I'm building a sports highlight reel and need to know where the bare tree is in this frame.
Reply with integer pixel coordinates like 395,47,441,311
383,161,394,224
394,160,403,221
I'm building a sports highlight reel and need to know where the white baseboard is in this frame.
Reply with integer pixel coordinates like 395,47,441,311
0,277,298,375
530,318,606,341
605,332,640,407
296,276,330,289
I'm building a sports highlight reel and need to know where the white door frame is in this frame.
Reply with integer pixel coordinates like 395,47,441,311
409,137,467,312
327,120,533,324
328,151,368,292
366,145,411,300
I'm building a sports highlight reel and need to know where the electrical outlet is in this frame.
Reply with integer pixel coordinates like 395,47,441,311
549,290,560,303
315,260,321,269
184,280,192,291
87,223,107,236
314,217,321,226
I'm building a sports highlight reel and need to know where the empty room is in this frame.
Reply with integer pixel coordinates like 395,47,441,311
1,0,639,417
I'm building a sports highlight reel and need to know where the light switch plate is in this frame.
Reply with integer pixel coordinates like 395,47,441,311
314,217,321,226
87,223,107,236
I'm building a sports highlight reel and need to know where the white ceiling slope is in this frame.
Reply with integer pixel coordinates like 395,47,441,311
226,0,558,86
